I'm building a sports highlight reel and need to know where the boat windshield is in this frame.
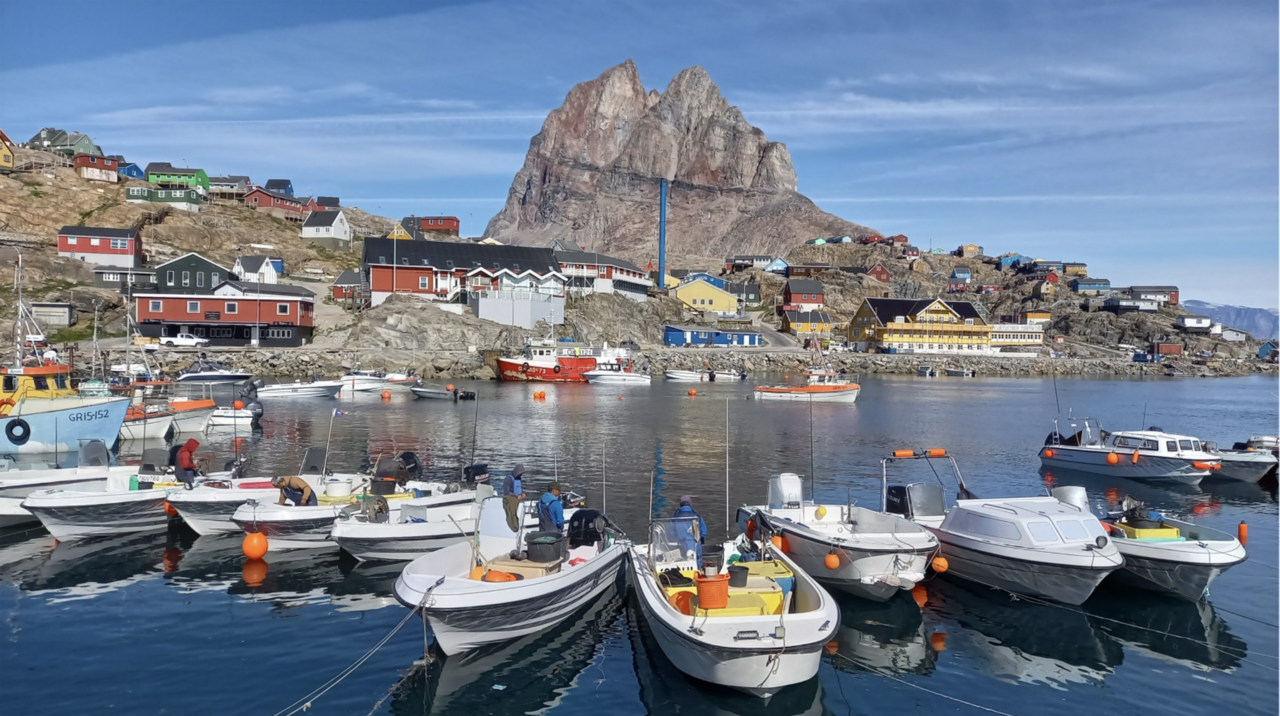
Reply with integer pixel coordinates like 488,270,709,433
647,518,702,572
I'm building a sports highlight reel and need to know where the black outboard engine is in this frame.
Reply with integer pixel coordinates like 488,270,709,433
396,452,422,480
245,400,265,423
568,509,604,548
463,463,489,483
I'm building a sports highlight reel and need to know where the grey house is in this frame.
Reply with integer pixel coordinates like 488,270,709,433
152,253,231,294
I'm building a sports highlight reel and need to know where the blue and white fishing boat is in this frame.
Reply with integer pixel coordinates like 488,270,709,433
2,363,129,455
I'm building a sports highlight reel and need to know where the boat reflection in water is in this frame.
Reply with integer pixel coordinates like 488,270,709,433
1087,589,1247,672
386,585,625,715
628,597,826,716
925,578,1123,687
828,591,937,676
0,527,188,598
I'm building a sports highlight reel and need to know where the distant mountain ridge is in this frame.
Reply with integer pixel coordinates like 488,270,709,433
1182,300,1278,339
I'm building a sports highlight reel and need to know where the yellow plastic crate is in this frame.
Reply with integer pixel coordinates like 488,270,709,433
694,592,770,617
1115,522,1180,539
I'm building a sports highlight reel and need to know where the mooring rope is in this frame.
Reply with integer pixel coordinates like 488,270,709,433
829,650,1020,716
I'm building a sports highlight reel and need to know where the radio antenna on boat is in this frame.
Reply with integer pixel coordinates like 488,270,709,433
601,434,607,515
1052,369,1061,416
809,395,815,502
725,398,730,538
1141,402,1148,428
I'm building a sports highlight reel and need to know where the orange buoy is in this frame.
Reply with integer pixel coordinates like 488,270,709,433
893,449,914,458
1211,462,1222,470
381,390,391,400
824,551,840,570
469,565,485,580
1192,461,1213,470
927,448,946,457
618,395,623,400
911,584,927,609
1043,448,1055,458
929,632,948,652
1105,487,1119,503
1106,452,1120,465
931,556,949,573
779,536,791,553
746,519,755,540
233,400,244,410
770,535,783,549
1238,521,1248,544
688,388,697,396
446,384,455,392
1132,449,1140,464
163,500,178,516
242,558,268,586
242,531,268,560
824,640,839,655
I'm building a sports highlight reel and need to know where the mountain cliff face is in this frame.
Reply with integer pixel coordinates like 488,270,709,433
485,60,875,262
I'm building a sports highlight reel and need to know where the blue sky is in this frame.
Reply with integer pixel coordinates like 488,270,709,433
3,0,1276,306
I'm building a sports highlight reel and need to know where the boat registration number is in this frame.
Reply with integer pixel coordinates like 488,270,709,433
68,409,114,422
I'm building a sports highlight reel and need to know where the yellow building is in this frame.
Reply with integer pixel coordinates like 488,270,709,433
1019,310,1051,324
1032,280,1055,298
673,279,738,315
848,297,993,355
0,128,14,172
386,223,415,240
1063,262,1087,277
783,310,832,336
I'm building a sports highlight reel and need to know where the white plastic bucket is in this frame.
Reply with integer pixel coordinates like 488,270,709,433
326,478,353,498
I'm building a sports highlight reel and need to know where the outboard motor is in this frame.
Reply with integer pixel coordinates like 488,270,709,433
463,463,489,483
396,452,422,480
885,483,946,520
568,508,604,548
245,400,265,423
767,473,804,508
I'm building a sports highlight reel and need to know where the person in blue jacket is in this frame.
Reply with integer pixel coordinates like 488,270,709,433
537,482,565,533
673,495,707,558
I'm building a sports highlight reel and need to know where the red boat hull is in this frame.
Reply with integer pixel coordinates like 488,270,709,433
496,357,596,383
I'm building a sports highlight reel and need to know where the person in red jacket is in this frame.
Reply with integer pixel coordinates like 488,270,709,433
176,438,200,487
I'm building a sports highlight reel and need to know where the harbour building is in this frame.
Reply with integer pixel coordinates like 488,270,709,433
848,298,994,355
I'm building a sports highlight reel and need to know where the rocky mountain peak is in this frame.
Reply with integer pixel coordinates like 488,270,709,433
485,61,872,261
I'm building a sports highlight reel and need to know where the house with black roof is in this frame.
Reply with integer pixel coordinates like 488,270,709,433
232,255,282,284
134,278,316,347
301,210,351,251
554,247,652,301
57,226,143,268
848,297,993,355
783,278,824,311
210,175,251,200
264,179,293,196
331,269,361,301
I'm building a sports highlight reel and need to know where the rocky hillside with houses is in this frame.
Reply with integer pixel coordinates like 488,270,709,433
484,60,877,266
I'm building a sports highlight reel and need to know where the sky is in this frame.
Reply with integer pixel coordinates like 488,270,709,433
2,0,1276,307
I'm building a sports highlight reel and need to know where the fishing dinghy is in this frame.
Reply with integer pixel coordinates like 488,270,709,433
630,521,838,698
394,499,627,655
1098,495,1246,601
584,362,651,385
168,447,333,535
254,379,344,398
1204,442,1277,483
409,383,456,400
1039,416,1218,485
664,369,745,382
754,367,860,402
331,482,492,561
881,449,1123,605
339,368,389,392
21,450,183,539
736,473,939,602
0,441,131,528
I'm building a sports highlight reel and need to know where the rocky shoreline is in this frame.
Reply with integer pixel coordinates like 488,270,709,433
96,345,1276,381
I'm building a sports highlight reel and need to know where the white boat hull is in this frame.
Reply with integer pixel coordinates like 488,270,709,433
664,370,742,382
341,376,389,392
1040,447,1207,485
232,500,355,550
171,408,215,433
754,387,860,402
176,371,252,384
409,385,454,400
205,409,257,429
256,381,344,398
1212,451,1277,483
119,414,175,441
1107,517,1246,600
0,397,130,454
585,373,651,385
22,486,178,539
930,530,1121,605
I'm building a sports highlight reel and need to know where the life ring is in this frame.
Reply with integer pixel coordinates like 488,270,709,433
520,363,530,373
553,365,561,374
5,418,31,446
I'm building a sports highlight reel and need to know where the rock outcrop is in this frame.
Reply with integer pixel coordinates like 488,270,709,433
485,60,876,264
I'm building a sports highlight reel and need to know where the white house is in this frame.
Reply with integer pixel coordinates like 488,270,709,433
1175,314,1213,333
554,247,652,301
301,210,351,251
1221,327,1251,342
232,255,279,285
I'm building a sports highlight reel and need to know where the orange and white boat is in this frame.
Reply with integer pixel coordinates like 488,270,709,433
496,339,631,383
754,367,860,403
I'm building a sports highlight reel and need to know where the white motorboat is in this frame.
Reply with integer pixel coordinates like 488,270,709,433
663,369,745,382
331,483,491,561
410,383,455,400
232,451,428,550
584,362,651,385
118,405,175,441
1098,494,1246,601
384,370,420,387
1039,416,1218,485
339,368,389,392
881,449,1123,605
917,365,937,378
736,473,939,603
20,451,183,539
1246,435,1277,453
0,441,130,528
1205,442,1277,483
168,398,217,433
630,525,838,698
754,366,860,402
394,499,628,655
204,403,263,430
255,379,344,398
944,368,974,377
167,447,327,535
175,359,252,384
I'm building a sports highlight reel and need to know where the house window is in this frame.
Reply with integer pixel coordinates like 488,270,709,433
167,270,175,285
129,188,141,196
277,303,290,315
265,328,293,339
181,271,191,287
110,239,128,250
418,276,430,289
149,300,161,312
66,237,77,245
187,301,199,313
90,238,100,246
225,302,237,314
211,272,219,285
157,191,166,198
197,272,205,288
103,273,120,282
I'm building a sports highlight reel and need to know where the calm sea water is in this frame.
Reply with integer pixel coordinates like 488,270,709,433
1,374,1276,715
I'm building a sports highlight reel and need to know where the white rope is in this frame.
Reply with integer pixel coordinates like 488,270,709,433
830,650,1020,716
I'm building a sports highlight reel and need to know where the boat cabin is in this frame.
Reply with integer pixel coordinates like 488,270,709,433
803,368,847,385
1,364,76,402
943,497,1109,549
1106,430,1212,457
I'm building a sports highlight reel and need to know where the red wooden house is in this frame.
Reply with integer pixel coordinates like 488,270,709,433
244,187,307,221
783,278,825,311
57,225,143,268
865,262,891,283
135,281,315,347
74,153,119,183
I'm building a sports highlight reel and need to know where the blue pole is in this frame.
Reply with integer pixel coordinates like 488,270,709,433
658,178,667,289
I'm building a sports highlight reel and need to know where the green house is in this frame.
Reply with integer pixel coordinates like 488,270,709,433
125,186,202,213
144,162,210,193
27,127,100,156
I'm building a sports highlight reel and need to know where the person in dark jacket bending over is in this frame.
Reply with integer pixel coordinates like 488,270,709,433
502,464,526,531
272,475,317,506
673,495,707,559
176,438,200,487
538,482,565,533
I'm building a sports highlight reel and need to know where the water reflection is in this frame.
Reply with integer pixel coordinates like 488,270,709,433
924,578,1123,687
386,584,625,715
1088,589,1248,672
829,592,936,676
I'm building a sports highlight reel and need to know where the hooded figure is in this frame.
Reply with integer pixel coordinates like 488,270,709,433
672,495,707,558
502,464,526,531
176,439,200,486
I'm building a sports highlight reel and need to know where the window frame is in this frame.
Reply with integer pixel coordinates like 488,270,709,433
276,303,290,316
187,301,200,314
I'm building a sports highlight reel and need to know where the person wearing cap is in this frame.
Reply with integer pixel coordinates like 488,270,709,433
537,482,565,534
272,475,316,506
502,464,526,531
673,495,707,558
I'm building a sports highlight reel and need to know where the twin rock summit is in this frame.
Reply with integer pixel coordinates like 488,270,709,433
485,60,875,261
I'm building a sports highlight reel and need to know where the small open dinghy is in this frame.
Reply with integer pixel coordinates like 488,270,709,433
736,473,939,602
630,520,838,698
1099,495,1246,601
21,449,184,539
331,479,492,561
169,447,330,535
394,497,626,655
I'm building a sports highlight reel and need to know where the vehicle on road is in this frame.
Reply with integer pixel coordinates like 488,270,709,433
161,333,210,347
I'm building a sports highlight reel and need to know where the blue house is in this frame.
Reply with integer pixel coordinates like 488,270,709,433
765,257,789,274
998,253,1024,268
268,256,285,274
951,265,972,280
117,162,145,180
664,325,763,347
1030,260,1065,272
265,179,294,196
680,272,728,290
1260,341,1277,360
1070,277,1111,294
